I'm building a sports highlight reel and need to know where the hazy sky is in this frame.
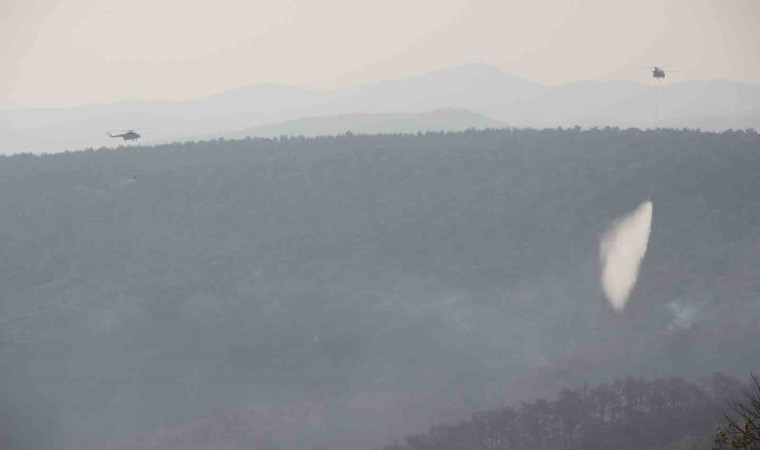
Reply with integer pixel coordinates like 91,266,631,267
2,0,758,109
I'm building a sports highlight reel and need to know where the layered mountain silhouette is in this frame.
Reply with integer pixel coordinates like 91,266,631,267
208,109,505,140
1,63,758,154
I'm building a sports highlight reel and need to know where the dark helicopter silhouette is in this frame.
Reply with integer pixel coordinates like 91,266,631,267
643,65,680,128
107,129,150,141
645,66,670,79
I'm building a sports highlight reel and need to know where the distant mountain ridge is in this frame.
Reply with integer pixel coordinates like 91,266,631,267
1,63,758,153
206,109,505,140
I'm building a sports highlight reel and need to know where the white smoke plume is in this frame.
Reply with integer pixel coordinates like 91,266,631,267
599,200,653,311
665,301,698,330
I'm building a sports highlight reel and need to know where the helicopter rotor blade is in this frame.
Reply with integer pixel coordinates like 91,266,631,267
108,127,154,132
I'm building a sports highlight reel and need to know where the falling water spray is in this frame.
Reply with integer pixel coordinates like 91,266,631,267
599,201,653,311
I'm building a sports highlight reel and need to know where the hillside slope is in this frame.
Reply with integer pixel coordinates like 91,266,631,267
0,128,759,450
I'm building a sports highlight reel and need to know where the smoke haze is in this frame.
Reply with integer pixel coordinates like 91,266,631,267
599,200,653,311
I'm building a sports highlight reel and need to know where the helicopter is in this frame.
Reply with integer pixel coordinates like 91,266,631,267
645,66,670,79
106,129,150,141
644,66,676,128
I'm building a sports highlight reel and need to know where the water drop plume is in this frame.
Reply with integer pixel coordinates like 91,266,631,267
599,200,653,311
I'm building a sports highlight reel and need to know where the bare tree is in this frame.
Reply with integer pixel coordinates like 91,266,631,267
714,373,760,450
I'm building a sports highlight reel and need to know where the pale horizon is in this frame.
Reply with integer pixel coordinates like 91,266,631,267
3,61,760,112
3,0,759,109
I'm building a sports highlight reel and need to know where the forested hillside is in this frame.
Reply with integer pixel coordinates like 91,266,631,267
1,128,759,449
380,373,750,450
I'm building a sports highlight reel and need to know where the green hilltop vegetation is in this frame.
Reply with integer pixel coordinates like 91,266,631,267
0,127,759,450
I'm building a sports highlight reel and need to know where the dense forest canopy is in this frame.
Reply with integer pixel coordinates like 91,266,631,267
0,127,759,449
380,372,751,450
